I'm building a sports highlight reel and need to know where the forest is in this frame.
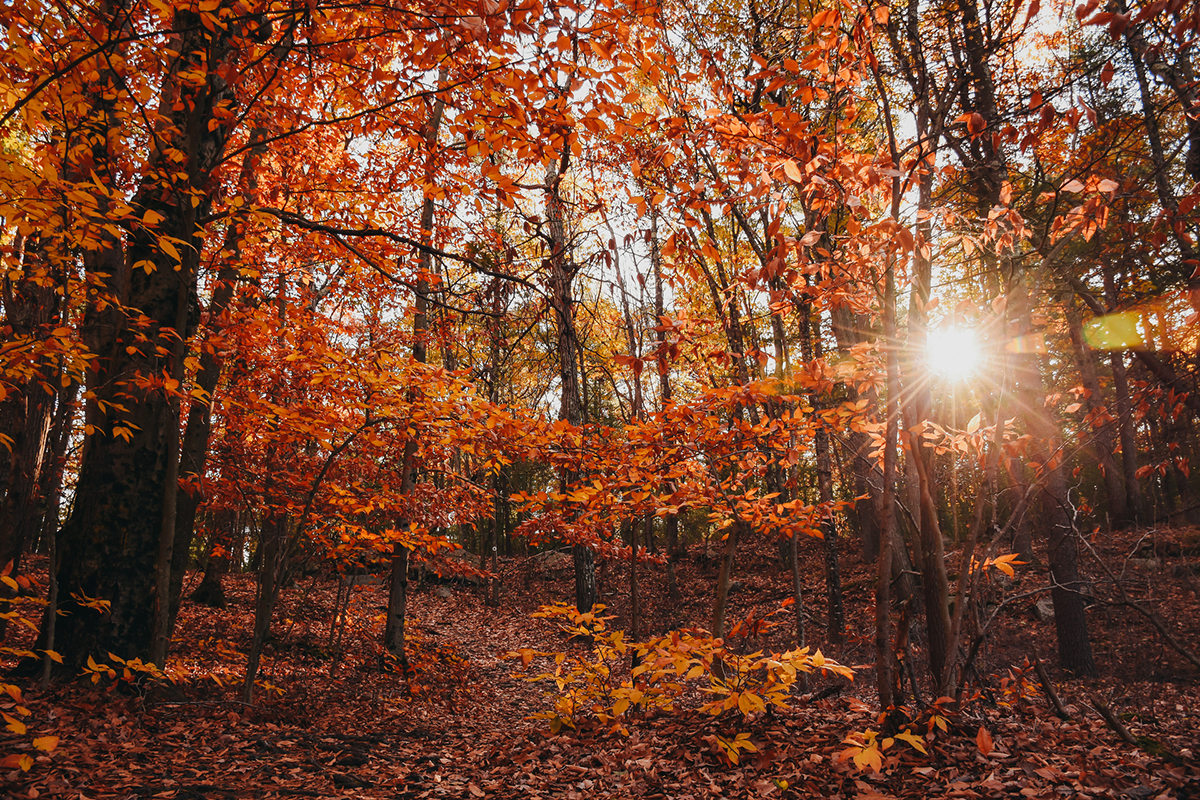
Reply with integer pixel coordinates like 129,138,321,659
1,0,1200,795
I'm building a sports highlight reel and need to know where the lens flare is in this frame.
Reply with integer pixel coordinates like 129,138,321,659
926,327,981,379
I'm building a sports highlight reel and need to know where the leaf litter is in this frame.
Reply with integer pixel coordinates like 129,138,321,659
1,523,1198,799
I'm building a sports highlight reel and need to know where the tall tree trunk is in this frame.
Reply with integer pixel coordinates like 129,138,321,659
43,8,235,670
711,519,744,640
242,514,285,703
798,299,846,644
168,130,269,628
0,236,59,612
384,76,447,660
1011,278,1098,677
1065,301,1130,524
877,257,900,711
650,208,682,611
830,305,883,562
544,141,596,613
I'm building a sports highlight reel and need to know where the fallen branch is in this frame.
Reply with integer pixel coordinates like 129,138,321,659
1078,534,1200,672
1032,654,1071,721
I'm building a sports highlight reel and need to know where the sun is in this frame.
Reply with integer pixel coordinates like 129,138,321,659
926,326,981,380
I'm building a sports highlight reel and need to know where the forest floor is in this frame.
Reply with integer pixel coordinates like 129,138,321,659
2,523,1200,799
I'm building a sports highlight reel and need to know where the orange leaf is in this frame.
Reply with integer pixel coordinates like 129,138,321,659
977,725,993,756
33,735,59,753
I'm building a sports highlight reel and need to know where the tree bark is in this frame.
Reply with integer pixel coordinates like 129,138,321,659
168,130,269,628
384,76,447,660
1065,301,1130,523
44,7,234,669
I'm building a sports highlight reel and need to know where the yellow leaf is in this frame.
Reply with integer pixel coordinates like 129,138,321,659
143,209,165,225
33,735,59,752
853,745,882,772
0,576,17,591
3,713,26,735
158,237,182,263
895,730,928,754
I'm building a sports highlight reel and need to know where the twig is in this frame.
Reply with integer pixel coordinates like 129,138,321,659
1078,533,1200,672
1032,654,1071,721
1089,696,1136,746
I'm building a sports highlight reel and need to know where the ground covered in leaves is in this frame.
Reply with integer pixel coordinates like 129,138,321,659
2,523,1199,799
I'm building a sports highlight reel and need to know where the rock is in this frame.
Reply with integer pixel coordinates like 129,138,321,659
1127,558,1160,570
436,585,453,599
332,773,372,789
1034,597,1055,622
532,549,573,573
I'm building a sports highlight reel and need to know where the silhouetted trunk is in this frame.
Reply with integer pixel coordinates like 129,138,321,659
242,515,285,703
1012,277,1097,678
799,301,845,644
1065,301,1129,523
38,3,235,672
0,237,62,639
877,259,900,711
545,139,596,613
1089,271,1147,525
651,209,682,611
169,130,268,627
830,305,882,561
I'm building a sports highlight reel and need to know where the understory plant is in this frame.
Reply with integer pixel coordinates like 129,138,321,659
509,601,853,746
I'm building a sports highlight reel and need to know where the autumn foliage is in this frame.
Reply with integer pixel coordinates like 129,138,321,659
1,0,1200,794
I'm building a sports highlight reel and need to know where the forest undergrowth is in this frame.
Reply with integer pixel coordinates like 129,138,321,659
2,522,1198,800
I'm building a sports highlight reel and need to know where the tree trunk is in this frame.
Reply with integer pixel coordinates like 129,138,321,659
242,515,285,703
711,519,743,640
38,5,235,672
544,142,596,613
1065,301,1130,523
1012,278,1097,677
650,208,682,612
0,237,63,639
169,130,268,627
877,257,901,711
384,78,446,658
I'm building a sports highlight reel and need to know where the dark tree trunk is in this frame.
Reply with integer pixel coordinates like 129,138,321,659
38,6,234,672
384,78,446,659
1012,279,1097,677
544,144,596,614
0,238,59,583
650,208,682,611
1065,301,1130,523
169,131,268,627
